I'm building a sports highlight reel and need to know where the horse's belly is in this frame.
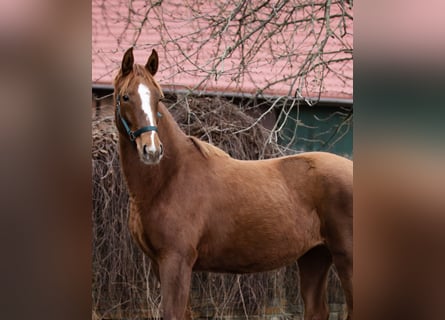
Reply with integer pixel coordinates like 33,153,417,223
194,229,322,273
194,252,301,273
193,177,323,273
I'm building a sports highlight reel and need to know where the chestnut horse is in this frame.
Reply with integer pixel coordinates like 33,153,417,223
113,47,353,320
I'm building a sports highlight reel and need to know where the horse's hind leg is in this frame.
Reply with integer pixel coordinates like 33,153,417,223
298,245,332,320
324,196,353,319
326,230,353,320
331,249,352,320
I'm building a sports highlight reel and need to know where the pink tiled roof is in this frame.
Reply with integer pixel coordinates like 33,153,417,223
92,0,352,100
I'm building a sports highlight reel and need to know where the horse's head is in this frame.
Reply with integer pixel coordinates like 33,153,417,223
114,47,164,165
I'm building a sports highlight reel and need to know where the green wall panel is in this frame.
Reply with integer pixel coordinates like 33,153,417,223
277,105,353,158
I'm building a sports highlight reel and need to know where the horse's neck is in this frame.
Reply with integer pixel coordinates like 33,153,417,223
118,103,188,200
157,103,188,154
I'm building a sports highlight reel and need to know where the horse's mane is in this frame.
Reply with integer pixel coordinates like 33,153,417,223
188,136,230,159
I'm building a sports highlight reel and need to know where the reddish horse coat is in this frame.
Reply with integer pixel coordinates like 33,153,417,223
114,47,353,320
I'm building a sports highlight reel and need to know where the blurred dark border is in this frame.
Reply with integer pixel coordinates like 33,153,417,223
355,1,445,320
0,0,91,319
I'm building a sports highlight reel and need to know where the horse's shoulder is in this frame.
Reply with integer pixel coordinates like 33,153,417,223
188,136,230,159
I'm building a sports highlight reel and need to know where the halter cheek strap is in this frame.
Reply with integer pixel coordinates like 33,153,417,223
115,94,161,142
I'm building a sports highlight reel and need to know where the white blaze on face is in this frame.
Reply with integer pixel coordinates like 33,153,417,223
137,83,157,151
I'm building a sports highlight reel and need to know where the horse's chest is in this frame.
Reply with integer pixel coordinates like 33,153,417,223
128,200,157,260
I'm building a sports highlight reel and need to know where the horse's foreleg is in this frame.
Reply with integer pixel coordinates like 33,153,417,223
158,251,196,320
298,245,332,320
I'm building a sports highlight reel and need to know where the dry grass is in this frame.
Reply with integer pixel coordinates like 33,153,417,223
92,94,345,319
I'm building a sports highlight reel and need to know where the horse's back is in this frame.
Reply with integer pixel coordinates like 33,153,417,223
299,151,353,199
278,151,352,190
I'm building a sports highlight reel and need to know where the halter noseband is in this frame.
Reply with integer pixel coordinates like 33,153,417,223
115,94,160,142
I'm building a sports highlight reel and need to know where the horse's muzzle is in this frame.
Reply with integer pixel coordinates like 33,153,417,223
140,143,163,164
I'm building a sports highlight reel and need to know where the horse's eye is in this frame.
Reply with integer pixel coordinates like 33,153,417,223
122,94,129,101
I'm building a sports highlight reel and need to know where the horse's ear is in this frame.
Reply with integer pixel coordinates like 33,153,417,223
121,47,134,76
145,49,158,76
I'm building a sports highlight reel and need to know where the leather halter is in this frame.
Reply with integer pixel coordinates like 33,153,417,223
115,94,160,142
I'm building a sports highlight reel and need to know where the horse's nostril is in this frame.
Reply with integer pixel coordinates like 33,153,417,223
159,144,164,156
143,144,148,156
